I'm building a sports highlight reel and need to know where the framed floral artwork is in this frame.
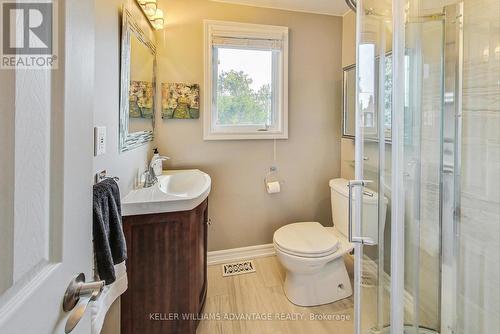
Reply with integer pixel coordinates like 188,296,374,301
161,83,200,119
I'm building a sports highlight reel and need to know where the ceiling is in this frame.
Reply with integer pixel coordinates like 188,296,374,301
210,0,351,16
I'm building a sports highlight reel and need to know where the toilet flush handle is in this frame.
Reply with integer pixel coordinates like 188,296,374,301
348,180,376,245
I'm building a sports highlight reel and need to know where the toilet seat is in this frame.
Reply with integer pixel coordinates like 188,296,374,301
273,222,340,258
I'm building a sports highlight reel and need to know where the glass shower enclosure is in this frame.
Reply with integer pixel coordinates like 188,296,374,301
351,0,500,333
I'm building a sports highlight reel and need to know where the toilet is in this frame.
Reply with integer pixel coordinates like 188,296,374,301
273,178,386,307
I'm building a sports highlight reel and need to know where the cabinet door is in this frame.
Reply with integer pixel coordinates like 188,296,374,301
121,199,209,334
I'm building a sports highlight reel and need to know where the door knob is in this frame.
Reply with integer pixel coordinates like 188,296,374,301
63,273,105,333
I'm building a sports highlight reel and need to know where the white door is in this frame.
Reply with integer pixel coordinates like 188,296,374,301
0,0,95,333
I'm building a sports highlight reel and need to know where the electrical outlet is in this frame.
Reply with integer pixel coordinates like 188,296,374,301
94,126,106,156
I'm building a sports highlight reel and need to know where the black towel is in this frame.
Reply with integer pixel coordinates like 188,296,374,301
92,178,127,285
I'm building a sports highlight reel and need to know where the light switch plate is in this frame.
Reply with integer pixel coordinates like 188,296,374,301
94,126,106,156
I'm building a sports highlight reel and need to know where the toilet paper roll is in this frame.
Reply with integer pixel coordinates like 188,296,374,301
266,181,281,194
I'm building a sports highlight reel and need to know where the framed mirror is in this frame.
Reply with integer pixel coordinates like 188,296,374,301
342,64,356,139
342,54,393,142
382,53,392,142
119,8,156,152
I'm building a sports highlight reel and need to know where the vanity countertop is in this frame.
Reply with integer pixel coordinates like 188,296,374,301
121,169,211,216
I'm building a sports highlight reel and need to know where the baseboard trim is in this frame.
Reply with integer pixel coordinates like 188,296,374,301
207,243,275,265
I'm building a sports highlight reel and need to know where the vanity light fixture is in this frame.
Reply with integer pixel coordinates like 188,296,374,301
136,0,165,30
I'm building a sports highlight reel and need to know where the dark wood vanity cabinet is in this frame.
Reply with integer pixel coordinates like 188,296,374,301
121,199,208,334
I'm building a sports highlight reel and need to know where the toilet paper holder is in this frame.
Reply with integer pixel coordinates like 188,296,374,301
264,166,282,194
264,166,278,182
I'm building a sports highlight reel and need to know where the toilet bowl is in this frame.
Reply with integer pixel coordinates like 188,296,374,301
273,178,386,307
274,222,353,306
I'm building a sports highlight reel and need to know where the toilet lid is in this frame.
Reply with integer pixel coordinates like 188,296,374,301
273,222,339,257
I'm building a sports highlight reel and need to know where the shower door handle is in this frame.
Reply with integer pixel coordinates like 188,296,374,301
348,180,376,245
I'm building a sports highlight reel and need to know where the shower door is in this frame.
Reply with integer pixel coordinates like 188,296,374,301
352,1,393,333
354,1,500,334
403,1,500,333
352,1,452,333
403,2,457,333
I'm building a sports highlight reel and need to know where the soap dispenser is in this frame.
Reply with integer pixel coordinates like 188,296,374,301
152,148,163,176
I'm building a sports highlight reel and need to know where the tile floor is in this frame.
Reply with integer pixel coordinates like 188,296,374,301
197,256,356,334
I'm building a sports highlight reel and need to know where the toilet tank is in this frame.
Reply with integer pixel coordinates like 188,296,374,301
329,178,387,244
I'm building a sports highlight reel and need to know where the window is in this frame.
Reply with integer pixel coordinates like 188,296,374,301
204,20,288,140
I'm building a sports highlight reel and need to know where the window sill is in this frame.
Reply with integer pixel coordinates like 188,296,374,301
203,131,288,141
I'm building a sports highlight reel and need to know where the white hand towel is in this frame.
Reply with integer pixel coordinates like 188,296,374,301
91,261,128,334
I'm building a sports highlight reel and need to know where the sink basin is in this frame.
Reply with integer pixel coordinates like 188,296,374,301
122,169,211,216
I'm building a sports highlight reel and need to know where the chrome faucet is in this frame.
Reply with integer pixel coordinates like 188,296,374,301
143,155,170,188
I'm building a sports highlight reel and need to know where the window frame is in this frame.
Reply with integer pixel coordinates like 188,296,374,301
203,20,289,140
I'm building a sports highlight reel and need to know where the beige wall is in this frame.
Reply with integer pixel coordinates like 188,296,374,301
155,0,343,251
342,10,356,68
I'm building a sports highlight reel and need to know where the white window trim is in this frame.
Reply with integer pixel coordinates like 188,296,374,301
203,20,289,140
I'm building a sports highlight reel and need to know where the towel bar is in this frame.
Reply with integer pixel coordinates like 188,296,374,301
95,170,120,184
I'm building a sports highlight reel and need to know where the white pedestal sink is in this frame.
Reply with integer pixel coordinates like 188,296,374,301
121,169,211,216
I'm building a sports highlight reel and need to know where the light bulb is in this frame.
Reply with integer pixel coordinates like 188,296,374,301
153,11,164,29
153,20,164,30
144,0,157,17
153,8,163,20
151,9,164,29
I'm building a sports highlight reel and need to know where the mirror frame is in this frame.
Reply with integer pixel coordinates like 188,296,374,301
372,51,393,144
119,7,156,152
342,64,356,139
341,54,393,143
